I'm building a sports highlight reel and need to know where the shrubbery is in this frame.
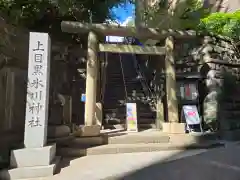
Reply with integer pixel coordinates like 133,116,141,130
199,11,240,39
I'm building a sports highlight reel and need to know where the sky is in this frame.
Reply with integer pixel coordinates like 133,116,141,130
106,1,135,42
111,1,135,23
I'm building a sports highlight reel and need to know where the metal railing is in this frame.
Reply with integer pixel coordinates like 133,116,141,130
132,54,157,110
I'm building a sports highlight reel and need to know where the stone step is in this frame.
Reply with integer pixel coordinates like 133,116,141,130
56,131,221,148
104,112,156,119
105,86,147,92
47,135,75,147
106,72,139,77
0,156,60,180
107,132,169,144
105,76,142,80
107,80,146,85
169,132,220,143
103,116,156,123
103,100,156,108
138,123,157,129
104,106,155,113
56,141,224,157
60,136,106,148
104,97,152,103
104,108,156,115
103,123,157,129
105,96,152,102
104,89,146,95
104,103,156,109
104,98,148,104
104,118,156,125
104,99,156,106
57,131,169,149
104,91,153,96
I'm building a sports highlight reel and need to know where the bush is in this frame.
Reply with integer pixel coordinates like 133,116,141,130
198,11,240,39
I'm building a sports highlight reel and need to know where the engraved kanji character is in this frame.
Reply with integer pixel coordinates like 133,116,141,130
32,65,43,75
33,41,44,51
28,116,42,127
29,78,43,89
28,102,42,114
34,53,43,63
27,91,42,101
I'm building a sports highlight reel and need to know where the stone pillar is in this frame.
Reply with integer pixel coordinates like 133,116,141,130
156,100,164,129
0,32,58,180
162,36,185,133
79,31,100,136
155,58,164,130
85,31,98,126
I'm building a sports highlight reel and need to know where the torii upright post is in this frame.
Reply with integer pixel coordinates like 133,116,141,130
163,36,185,133
81,31,101,136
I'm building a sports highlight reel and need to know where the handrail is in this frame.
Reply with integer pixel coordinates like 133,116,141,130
132,54,157,110
100,45,108,103
132,55,150,97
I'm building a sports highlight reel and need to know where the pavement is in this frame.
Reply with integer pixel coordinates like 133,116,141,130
21,142,240,180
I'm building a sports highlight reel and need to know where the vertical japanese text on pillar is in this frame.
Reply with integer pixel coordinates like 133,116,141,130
27,40,45,128
24,32,51,148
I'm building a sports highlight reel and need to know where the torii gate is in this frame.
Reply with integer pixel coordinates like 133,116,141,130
61,21,196,135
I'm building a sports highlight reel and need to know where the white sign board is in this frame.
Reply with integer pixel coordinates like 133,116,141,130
182,105,200,125
126,103,138,132
24,32,51,148
106,36,124,43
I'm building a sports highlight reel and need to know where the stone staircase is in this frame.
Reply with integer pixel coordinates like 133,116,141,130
103,53,156,130
53,130,224,158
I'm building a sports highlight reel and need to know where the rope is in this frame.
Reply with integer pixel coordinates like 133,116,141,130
119,53,128,103
101,52,108,102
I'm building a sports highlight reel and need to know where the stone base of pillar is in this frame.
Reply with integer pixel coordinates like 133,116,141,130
74,125,101,137
47,125,71,139
0,144,60,180
162,122,186,134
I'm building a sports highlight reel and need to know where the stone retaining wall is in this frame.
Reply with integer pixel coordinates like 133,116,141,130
174,35,240,130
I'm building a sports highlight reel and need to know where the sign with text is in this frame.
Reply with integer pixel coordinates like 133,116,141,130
182,105,200,125
126,103,138,132
24,32,51,148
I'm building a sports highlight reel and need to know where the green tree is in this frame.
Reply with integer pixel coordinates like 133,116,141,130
199,11,240,39
126,19,135,27
0,0,128,39
143,0,210,30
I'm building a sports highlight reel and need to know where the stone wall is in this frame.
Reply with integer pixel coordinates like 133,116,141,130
173,35,240,130
0,16,29,69
0,18,30,167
